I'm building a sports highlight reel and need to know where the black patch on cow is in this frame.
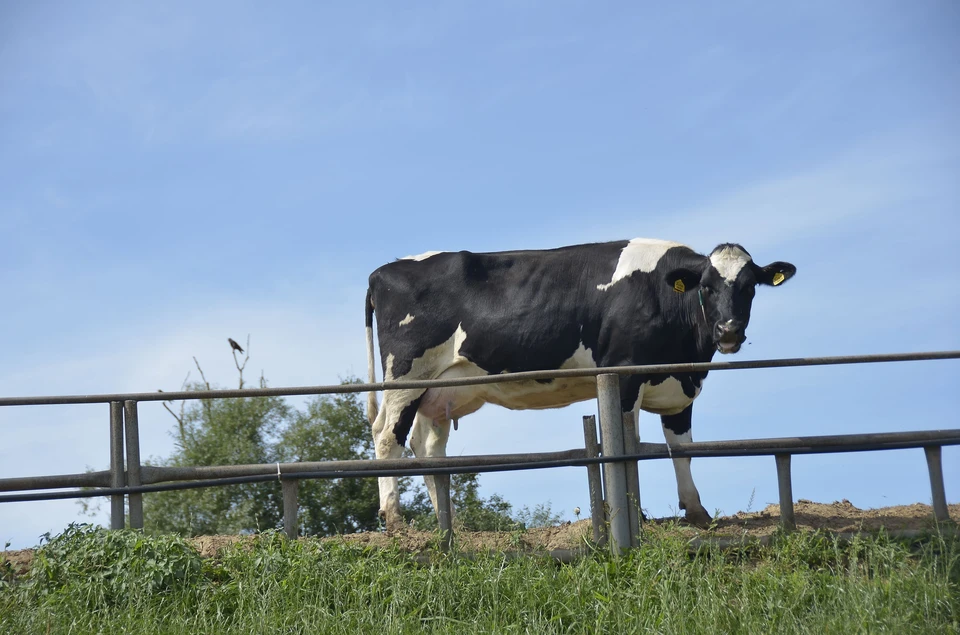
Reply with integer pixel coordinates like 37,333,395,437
620,373,645,412
369,244,633,380
392,395,423,447
661,405,693,436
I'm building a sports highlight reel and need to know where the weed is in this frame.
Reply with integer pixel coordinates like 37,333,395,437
2,524,958,634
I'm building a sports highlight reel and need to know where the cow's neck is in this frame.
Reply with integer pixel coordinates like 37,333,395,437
689,313,719,363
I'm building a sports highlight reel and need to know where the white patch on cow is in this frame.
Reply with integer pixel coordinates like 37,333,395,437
384,324,470,382
562,342,597,369
388,332,706,422
401,250,444,262
640,376,702,415
393,336,601,421
398,314,415,327
662,427,707,518
596,238,685,291
710,245,752,282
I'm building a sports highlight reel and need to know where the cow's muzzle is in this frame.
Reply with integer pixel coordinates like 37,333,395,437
714,320,746,354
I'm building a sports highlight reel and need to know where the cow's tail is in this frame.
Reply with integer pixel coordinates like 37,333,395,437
365,287,379,426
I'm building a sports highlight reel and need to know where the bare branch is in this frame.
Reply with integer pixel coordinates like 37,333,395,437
193,356,213,419
232,334,251,389
157,369,192,448
162,401,183,424
193,356,211,391
158,367,192,427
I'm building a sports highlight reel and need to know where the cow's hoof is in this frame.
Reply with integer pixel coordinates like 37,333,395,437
380,510,405,533
683,508,713,529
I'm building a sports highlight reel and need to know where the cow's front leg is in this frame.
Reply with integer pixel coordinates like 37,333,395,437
661,405,711,528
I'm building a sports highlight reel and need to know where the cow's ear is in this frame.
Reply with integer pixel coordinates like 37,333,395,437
665,268,701,294
756,262,796,287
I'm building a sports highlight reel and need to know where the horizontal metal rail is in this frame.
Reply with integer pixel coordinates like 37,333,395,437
137,449,588,484
2,429,957,503
0,470,112,492
1,350,957,407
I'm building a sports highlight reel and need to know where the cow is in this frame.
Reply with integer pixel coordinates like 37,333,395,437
364,238,796,530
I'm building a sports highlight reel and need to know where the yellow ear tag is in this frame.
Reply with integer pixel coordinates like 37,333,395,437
673,279,686,293
772,272,785,286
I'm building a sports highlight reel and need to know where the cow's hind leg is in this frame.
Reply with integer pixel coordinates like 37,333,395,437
408,412,453,524
661,405,711,528
372,389,424,532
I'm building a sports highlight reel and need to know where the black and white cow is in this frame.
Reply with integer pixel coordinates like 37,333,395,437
365,238,796,530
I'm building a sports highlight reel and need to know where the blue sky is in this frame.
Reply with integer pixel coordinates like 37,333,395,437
2,2,958,550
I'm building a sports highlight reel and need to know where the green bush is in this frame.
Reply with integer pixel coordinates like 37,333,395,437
20,523,204,606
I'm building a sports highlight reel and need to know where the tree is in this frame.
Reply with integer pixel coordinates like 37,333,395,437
142,352,291,536
141,341,386,537
89,338,563,537
277,387,381,535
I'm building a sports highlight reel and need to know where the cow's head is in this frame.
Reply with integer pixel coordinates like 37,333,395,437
666,244,796,354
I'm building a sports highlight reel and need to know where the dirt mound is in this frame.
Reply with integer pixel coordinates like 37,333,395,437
714,500,956,537
4,501,956,574
333,518,593,554
325,500,958,554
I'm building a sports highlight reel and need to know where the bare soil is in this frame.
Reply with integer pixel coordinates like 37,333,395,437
4,500,957,576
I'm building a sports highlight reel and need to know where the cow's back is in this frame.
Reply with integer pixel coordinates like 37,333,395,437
369,242,628,380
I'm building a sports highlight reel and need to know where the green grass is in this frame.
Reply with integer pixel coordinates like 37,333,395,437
2,523,958,634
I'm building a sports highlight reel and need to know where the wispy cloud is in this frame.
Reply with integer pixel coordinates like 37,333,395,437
670,131,954,251
563,123,957,255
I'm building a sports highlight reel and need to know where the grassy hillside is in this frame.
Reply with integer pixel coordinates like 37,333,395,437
2,523,958,634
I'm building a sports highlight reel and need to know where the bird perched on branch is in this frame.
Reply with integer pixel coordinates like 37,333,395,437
228,338,244,354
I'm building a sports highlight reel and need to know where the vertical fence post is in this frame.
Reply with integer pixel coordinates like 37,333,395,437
923,446,950,523
775,454,795,532
123,401,143,530
109,401,125,530
434,473,453,551
282,478,299,539
582,415,606,545
622,411,642,547
597,373,630,555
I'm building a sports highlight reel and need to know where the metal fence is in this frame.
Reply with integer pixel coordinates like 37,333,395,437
2,351,958,554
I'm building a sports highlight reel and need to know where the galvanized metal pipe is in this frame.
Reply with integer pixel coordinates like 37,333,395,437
582,415,606,545
434,473,453,551
3,429,960,516
0,471,111,492
138,449,588,485
124,401,143,530
923,446,950,522
637,430,960,458
622,411,642,547
775,454,795,531
2,429,958,497
282,479,299,539
109,401,125,530
3,351,957,406
1,431,956,505
597,373,630,555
